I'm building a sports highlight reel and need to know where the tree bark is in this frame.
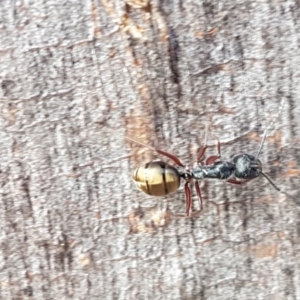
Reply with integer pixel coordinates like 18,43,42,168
0,0,299,299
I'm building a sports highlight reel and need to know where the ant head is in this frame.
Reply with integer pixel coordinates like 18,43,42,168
233,154,262,179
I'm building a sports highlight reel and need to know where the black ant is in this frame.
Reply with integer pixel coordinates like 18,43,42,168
126,121,292,217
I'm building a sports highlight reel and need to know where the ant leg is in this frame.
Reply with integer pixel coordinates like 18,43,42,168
197,123,209,163
195,181,203,212
197,126,221,164
170,179,205,218
197,145,208,163
171,182,203,218
184,182,192,216
125,136,184,167
226,178,251,185
177,182,204,218
156,149,184,167
205,135,221,165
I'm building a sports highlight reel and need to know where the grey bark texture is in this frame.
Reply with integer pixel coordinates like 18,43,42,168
0,0,300,299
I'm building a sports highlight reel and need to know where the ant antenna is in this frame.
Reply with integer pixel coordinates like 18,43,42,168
256,122,272,159
260,172,281,192
256,98,285,159
255,98,295,200
261,171,296,200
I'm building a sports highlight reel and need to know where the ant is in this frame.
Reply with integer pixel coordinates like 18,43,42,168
126,121,292,217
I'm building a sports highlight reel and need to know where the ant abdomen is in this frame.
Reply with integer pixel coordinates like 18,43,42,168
132,161,181,197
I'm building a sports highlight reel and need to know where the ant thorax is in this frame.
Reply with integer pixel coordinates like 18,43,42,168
191,161,235,180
